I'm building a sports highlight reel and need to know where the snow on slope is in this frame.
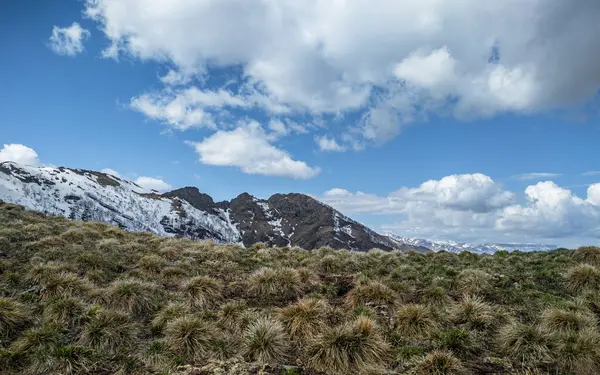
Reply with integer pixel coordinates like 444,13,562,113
386,233,557,254
0,162,240,243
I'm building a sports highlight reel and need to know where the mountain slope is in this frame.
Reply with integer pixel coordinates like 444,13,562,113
386,234,557,254
0,162,408,251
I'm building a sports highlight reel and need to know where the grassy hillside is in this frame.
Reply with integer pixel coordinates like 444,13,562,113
1,201,600,374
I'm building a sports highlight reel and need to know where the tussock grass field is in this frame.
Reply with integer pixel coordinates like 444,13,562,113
1,201,600,374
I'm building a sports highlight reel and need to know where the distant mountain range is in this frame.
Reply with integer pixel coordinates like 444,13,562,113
0,161,558,253
386,234,557,254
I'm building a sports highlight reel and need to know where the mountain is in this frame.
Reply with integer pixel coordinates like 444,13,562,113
0,161,415,251
386,234,557,254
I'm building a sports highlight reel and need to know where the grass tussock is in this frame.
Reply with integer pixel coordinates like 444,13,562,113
0,201,598,374
306,316,389,375
181,275,223,309
242,317,289,364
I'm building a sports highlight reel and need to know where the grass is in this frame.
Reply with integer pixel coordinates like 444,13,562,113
1,201,600,374
242,317,289,364
306,316,389,375
164,315,216,363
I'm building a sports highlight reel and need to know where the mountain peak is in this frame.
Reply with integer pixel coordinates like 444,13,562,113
0,162,414,251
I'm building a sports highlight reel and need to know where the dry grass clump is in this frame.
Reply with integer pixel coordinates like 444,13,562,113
218,300,254,332
164,315,217,363
248,267,302,302
540,307,596,333
243,317,289,364
449,295,499,331
395,304,438,340
278,297,329,341
0,297,29,338
151,302,191,332
346,280,398,309
497,323,552,368
565,264,600,293
573,246,600,265
306,316,389,375
456,268,493,295
553,329,600,375
181,275,223,309
104,278,164,316
411,350,468,375
78,307,139,356
39,272,94,300
137,254,167,274
43,296,88,327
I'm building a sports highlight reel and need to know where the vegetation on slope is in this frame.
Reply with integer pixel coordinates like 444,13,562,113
1,201,599,374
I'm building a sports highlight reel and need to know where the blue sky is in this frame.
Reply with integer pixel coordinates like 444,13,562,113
1,0,600,247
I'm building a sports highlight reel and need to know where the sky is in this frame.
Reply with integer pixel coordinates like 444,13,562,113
1,0,600,247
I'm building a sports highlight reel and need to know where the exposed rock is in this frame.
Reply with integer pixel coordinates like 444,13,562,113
0,161,426,252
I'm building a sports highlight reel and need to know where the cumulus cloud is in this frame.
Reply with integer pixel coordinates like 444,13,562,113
0,144,40,166
322,173,514,215
49,22,90,56
514,172,562,181
188,121,320,179
315,135,346,152
81,0,600,146
497,182,600,238
130,87,253,130
134,176,172,192
101,168,171,191
320,174,600,245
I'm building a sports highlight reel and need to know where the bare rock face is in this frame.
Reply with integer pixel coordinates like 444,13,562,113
0,161,426,252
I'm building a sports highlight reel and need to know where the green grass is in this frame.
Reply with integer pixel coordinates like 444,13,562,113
1,200,600,374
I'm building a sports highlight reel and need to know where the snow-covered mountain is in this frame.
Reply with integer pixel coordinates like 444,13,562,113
0,161,407,251
0,162,241,243
386,234,557,254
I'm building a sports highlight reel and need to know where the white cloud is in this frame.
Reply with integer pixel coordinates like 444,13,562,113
0,144,40,166
101,168,171,191
583,171,600,176
82,0,600,145
100,168,122,178
514,172,562,181
268,119,289,138
134,176,172,192
130,87,253,130
49,22,90,56
159,69,192,86
589,184,600,206
394,47,457,90
323,173,514,215
320,175,600,245
496,181,600,238
315,135,346,152
188,121,320,179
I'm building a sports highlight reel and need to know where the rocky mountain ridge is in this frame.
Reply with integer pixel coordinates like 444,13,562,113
0,162,413,251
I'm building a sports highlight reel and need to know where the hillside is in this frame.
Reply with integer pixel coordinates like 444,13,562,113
1,201,600,375
0,161,412,252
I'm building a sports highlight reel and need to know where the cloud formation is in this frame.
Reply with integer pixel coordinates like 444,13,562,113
0,144,40,166
100,168,171,191
315,135,346,152
83,0,600,147
188,121,320,179
134,176,172,192
514,172,562,181
49,22,90,56
320,174,600,245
